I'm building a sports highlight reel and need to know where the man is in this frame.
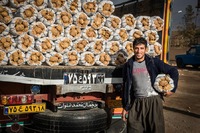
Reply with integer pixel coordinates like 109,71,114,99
122,37,179,133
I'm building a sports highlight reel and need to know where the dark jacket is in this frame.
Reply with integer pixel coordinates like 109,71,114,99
122,54,179,111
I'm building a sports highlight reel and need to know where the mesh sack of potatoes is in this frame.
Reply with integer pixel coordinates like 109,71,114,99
35,37,55,54
150,16,164,31
144,30,159,45
105,15,121,31
9,17,29,36
0,0,8,5
38,8,55,26
56,11,73,28
74,12,90,29
113,28,129,43
95,52,111,66
89,39,106,55
136,16,152,31
129,29,144,42
91,12,106,30
0,35,16,53
73,39,90,53
98,0,115,18
122,41,134,58
121,14,136,30
0,50,8,65
105,41,121,55
65,24,82,41
82,26,98,42
154,74,174,93
29,0,48,11
110,51,128,66
0,6,13,24
79,51,95,66
29,21,47,39
63,50,80,66
47,24,64,40
16,33,35,52
9,0,28,8
98,26,113,41
66,0,81,15
55,37,72,54
146,42,162,57
19,5,38,23
0,22,9,37
82,0,98,16
26,50,45,66
49,0,67,11
8,49,25,66
45,52,63,66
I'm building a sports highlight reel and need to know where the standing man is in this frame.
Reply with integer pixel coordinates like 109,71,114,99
122,37,179,133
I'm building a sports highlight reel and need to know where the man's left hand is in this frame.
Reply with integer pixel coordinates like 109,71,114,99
164,91,174,97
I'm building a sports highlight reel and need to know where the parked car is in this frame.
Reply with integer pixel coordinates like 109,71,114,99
175,45,200,68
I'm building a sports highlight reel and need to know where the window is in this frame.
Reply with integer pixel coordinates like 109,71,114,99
188,48,196,55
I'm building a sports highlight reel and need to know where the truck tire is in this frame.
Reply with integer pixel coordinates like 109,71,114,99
31,108,109,133
176,58,185,68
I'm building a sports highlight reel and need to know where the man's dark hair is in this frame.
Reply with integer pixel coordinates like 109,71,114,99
133,37,147,48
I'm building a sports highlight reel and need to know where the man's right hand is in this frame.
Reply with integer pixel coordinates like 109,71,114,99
122,109,128,122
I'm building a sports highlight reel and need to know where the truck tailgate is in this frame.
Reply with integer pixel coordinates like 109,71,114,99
0,66,123,85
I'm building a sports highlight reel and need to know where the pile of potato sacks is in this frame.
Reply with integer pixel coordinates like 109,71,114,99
0,0,164,66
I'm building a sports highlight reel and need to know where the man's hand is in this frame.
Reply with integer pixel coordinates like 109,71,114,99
122,109,128,122
164,91,174,97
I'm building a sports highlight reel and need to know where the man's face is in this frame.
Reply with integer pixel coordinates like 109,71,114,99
133,43,147,62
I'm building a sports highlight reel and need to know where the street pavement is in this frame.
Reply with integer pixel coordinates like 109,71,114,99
164,68,200,133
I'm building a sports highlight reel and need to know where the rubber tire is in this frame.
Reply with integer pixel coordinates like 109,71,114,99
31,108,109,133
176,58,185,68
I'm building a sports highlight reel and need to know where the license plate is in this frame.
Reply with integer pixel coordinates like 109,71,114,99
3,103,46,115
107,100,122,108
64,73,105,84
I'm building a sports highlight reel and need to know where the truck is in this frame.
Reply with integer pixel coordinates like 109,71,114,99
175,44,200,68
0,0,172,132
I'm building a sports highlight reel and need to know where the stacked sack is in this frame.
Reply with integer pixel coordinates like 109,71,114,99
0,0,164,66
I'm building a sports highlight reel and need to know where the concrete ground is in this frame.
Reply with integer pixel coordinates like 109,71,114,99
164,68,200,133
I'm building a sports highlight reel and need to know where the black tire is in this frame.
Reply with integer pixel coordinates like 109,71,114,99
176,58,185,68
31,108,109,133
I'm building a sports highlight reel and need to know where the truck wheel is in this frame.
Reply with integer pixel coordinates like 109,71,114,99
31,108,109,133
176,58,185,68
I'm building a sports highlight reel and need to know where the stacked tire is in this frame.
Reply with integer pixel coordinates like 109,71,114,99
29,109,109,133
